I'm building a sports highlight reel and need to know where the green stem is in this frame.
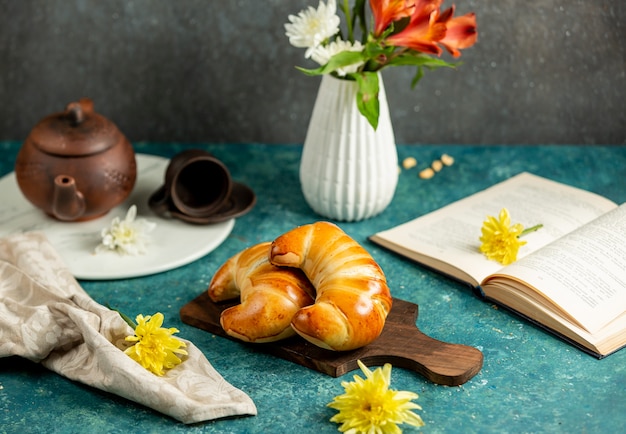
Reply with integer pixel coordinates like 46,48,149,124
341,0,354,42
367,46,408,72
520,224,543,237
107,304,137,329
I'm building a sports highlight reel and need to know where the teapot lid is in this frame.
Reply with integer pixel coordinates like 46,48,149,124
28,98,123,157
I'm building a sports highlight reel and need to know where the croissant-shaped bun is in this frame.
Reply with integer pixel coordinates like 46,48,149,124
208,242,315,343
269,221,392,351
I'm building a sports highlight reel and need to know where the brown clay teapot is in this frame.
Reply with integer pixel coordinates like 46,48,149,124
15,98,136,221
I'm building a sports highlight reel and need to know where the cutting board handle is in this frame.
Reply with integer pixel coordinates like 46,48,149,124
341,299,484,385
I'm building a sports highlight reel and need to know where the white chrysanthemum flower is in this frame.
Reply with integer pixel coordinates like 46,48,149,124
96,205,156,256
285,0,340,58
311,39,365,76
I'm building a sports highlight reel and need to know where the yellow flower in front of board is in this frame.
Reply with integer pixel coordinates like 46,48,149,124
328,360,424,434
479,208,527,265
124,313,188,376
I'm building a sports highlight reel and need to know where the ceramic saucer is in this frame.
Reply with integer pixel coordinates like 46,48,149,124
148,181,256,224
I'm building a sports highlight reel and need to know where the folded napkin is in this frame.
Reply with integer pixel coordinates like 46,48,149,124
0,231,257,424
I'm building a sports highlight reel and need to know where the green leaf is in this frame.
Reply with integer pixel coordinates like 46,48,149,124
351,71,380,130
296,51,366,76
383,52,459,89
387,52,458,69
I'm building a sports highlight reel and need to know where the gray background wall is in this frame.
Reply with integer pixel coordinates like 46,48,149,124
1,0,624,145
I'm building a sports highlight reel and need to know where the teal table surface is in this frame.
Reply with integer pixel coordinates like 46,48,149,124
1,142,625,434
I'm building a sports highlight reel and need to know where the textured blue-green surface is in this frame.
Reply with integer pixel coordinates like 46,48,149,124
1,142,625,434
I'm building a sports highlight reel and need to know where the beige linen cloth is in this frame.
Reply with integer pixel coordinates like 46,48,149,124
0,231,257,424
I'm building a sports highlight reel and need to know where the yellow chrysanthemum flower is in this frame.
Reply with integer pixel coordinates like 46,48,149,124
328,360,424,434
124,313,188,376
479,208,527,265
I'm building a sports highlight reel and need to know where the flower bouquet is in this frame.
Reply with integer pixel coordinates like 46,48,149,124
286,0,478,129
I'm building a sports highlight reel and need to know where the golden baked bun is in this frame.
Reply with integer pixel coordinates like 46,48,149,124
208,242,315,343
269,222,392,351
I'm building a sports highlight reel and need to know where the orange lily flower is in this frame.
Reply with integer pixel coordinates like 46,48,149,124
370,0,416,36
385,0,446,55
439,8,477,57
386,1,477,57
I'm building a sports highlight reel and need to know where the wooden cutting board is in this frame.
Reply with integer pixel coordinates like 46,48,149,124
180,293,483,386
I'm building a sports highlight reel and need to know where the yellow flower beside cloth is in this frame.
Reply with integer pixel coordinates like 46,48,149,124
124,312,188,376
0,231,256,424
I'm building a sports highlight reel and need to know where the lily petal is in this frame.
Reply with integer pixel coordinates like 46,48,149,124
385,0,446,55
370,0,416,36
386,1,477,57
440,12,478,57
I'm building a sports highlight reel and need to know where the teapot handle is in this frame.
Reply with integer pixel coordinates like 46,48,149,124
66,98,94,126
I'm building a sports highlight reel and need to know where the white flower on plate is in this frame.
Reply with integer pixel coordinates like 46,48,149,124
311,39,364,76
96,205,156,256
285,0,340,58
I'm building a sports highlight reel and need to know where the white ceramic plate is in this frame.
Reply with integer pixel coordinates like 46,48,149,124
0,154,234,280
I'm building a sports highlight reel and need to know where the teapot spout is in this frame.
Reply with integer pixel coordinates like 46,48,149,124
52,175,86,221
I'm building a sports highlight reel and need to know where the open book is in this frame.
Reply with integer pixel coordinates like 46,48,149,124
371,172,626,358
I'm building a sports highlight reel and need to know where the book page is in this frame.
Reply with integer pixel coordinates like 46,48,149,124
484,203,626,334
371,172,617,285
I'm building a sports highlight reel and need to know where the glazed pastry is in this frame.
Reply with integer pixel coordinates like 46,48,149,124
269,222,392,351
208,242,315,343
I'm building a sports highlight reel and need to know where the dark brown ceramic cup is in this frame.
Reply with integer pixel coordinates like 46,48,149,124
149,149,232,218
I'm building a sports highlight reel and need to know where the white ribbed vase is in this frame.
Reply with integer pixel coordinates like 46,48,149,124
300,74,398,222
